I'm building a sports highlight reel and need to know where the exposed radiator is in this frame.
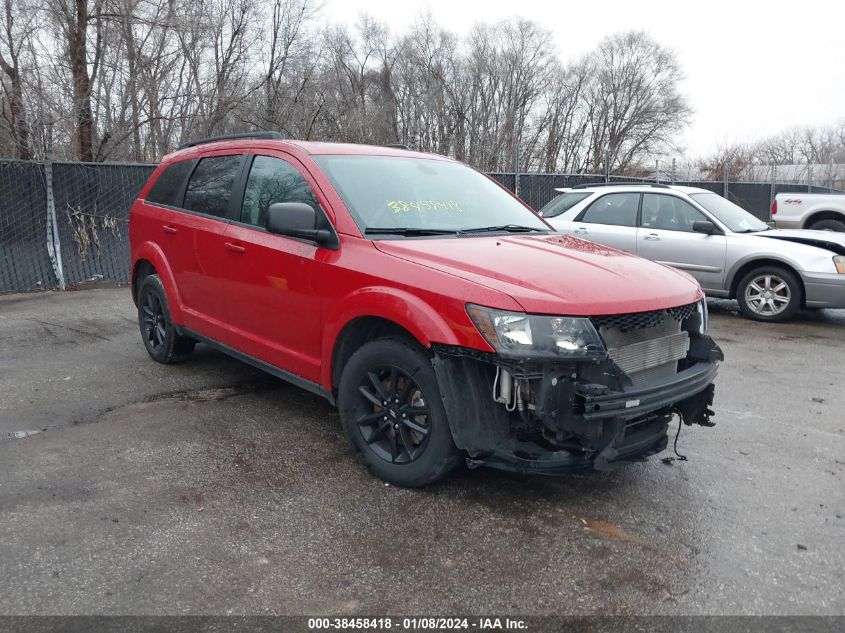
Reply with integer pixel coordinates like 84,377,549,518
607,331,690,375
598,312,691,384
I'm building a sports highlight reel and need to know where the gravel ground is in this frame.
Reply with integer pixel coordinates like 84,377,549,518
0,288,843,615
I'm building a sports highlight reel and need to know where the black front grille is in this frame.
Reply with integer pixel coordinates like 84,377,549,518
667,302,697,322
592,302,697,332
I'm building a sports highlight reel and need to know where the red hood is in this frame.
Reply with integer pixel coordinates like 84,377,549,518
374,234,702,315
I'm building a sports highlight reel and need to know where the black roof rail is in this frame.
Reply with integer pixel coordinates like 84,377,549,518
178,131,284,150
570,181,672,190
384,143,411,150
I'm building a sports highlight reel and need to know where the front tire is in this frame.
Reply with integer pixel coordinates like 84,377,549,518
736,266,801,322
337,337,462,487
137,274,195,363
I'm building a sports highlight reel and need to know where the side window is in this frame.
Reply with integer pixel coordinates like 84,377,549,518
146,159,196,207
642,194,708,232
183,155,243,218
580,193,640,227
241,156,319,227
540,192,592,218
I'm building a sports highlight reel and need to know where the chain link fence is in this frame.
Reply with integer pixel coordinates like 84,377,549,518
0,160,55,292
1,160,154,293
50,162,154,287
2,159,842,293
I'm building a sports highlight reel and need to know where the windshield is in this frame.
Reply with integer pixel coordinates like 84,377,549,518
690,192,769,233
313,155,550,236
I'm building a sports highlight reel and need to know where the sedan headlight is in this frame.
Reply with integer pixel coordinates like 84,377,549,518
834,256,845,274
466,304,606,359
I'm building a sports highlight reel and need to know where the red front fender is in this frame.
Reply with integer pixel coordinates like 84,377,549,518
320,286,466,391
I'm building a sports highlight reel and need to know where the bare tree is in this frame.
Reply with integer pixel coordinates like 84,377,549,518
530,60,590,172
583,31,691,173
113,0,141,160
46,0,105,161
458,19,554,171
321,16,395,143
704,123,845,185
698,143,757,180
262,0,319,129
2,9,702,170
0,0,35,158
391,13,457,154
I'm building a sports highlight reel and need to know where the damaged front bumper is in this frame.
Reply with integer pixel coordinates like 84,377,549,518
431,334,723,475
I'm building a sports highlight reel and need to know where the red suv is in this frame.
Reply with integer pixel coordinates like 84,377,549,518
130,132,723,486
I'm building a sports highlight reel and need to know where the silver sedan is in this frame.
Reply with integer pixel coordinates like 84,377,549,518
541,184,845,321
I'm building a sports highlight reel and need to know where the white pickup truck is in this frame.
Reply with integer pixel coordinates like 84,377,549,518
772,192,845,232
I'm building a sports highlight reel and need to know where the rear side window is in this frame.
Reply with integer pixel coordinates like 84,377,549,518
183,155,243,218
241,156,318,227
540,192,592,218
146,160,196,207
580,192,640,227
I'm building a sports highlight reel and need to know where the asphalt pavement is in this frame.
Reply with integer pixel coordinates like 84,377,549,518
0,289,843,615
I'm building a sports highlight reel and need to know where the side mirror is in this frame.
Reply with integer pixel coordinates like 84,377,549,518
266,202,334,246
692,220,719,235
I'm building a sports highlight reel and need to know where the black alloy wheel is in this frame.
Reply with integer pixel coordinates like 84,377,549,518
337,337,462,486
355,365,431,464
137,274,195,363
141,289,167,352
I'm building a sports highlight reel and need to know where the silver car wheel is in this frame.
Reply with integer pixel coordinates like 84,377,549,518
744,274,791,316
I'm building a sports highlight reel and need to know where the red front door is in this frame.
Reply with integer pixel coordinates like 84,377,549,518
219,153,326,382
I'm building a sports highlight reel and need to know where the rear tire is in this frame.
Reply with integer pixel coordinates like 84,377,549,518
337,337,462,487
137,274,195,363
807,218,845,232
736,266,801,322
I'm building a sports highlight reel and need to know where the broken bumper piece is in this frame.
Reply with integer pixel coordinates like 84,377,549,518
432,336,722,475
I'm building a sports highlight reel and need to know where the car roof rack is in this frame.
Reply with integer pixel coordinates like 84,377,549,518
178,131,284,150
384,143,411,150
570,182,672,190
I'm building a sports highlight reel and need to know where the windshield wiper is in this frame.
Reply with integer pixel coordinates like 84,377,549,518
364,224,548,237
364,227,458,236
457,224,547,235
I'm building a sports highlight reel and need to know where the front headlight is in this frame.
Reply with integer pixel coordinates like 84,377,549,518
695,298,709,333
834,256,845,274
466,304,606,359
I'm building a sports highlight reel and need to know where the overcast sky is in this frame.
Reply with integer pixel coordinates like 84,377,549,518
326,0,845,158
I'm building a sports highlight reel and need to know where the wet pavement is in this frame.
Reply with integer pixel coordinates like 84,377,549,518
0,289,843,615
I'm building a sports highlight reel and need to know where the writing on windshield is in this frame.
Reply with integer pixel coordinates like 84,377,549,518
387,199,464,214
314,155,549,237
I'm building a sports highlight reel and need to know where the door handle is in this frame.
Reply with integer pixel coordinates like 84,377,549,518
162,225,178,234
644,233,662,241
573,227,589,235
224,242,246,254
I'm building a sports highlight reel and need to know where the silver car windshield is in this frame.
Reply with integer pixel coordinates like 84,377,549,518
313,155,550,237
690,192,769,233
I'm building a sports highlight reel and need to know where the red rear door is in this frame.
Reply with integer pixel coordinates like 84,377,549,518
135,159,197,313
175,153,246,342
